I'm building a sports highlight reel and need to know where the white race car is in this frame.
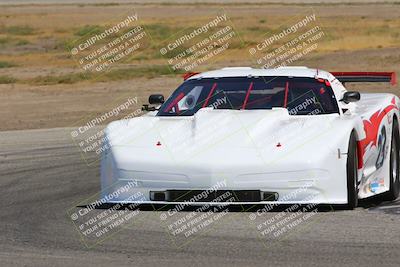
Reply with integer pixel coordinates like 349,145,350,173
100,66,399,209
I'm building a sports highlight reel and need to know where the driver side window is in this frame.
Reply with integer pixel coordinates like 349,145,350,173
177,86,203,111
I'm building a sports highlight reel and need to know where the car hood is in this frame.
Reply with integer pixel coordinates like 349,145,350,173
105,108,341,172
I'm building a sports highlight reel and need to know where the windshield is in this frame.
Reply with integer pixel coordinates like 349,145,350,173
157,76,339,116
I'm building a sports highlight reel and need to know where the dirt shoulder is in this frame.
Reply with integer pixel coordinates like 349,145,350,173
0,77,180,130
1,47,400,131
1,3,399,131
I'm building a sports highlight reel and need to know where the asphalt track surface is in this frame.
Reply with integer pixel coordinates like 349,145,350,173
1,127,400,267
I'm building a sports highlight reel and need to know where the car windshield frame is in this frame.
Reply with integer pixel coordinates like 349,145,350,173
156,76,340,116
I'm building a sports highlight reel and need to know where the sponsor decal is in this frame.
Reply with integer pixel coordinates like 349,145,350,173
368,178,385,193
357,97,398,169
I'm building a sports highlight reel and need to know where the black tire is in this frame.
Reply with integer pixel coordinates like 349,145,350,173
383,118,400,201
346,131,358,209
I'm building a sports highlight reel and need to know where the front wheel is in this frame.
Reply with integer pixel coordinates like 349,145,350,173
346,131,359,209
383,119,400,201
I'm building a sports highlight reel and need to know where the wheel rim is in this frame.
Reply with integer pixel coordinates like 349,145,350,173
392,139,398,183
354,152,358,194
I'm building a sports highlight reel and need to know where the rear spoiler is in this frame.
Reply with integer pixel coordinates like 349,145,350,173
330,72,397,86
183,72,200,81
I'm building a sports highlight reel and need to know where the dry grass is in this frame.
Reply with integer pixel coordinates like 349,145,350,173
0,2,399,131
0,75,17,84
0,3,399,83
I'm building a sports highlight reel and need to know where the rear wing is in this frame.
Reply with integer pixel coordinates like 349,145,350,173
331,72,397,86
183,72,200,81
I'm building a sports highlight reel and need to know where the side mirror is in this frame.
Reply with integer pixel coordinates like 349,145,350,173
341,91,360,104
149,94,164,105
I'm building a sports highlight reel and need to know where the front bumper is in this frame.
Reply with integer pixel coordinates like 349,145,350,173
100,168,348,205
101,134,349,205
